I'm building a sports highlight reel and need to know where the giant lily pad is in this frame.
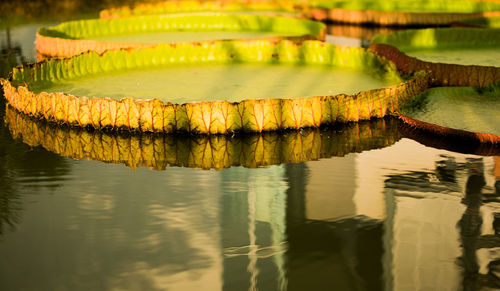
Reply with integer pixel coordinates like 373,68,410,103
398,85,500,144
306,0,500,26
370,28,500,87
36,13,326,58
99,0,300,19
2,40,429,134
5,104,401,170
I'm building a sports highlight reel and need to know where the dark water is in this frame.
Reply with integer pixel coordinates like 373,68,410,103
1,18,500,291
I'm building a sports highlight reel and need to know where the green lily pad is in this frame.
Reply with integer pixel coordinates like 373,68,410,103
88,31,299,44
99,0,299,19
399,85,500,140
36,13,326,58
312,0,500,13
99,0,500,27
33,63,398,104
2,40,429,134
371,28,500,63
370,28,500,86
306,0,500,26
405,47,500,67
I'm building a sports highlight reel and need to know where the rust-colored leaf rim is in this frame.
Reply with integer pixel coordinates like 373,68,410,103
4,104,402,170
397,112,500,144
370,28,500,87
398,119,500,156
36,13,326,58
306,0,500,26
99,0,302,19
453,16,500,27
1,40,429,134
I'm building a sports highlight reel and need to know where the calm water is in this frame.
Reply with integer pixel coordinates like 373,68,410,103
1,18,500,291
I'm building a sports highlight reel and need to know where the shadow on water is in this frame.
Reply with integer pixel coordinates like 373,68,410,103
0,28,26,78
385,155,500,290
458,159,500,290
286,162,384,290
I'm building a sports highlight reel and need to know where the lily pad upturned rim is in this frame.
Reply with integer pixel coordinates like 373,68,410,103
2,39,429,135
306,0,500,26
35,13,326,58
396,84,500,144
99,0,301,19
398,122,500,156
397,112,500,144
370,28,500,87
5,105,402,170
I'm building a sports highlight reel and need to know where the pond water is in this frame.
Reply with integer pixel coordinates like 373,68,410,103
1,17,500,291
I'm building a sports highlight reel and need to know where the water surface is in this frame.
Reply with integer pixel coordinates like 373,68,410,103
1,16,500,291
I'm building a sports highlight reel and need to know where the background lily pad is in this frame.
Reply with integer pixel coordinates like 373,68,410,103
36,13,326,58
370,28,500,86
307,0,500,26
398,85,500,143
99,0,299,19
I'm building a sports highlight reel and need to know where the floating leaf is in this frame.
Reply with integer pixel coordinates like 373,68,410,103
370,28,500,87
2,40,429,134
307,0,500,26
36,13,326,58
398,85,500,144
99,0,300,19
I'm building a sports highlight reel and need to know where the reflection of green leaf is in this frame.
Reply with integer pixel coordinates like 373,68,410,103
5,105,402,170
